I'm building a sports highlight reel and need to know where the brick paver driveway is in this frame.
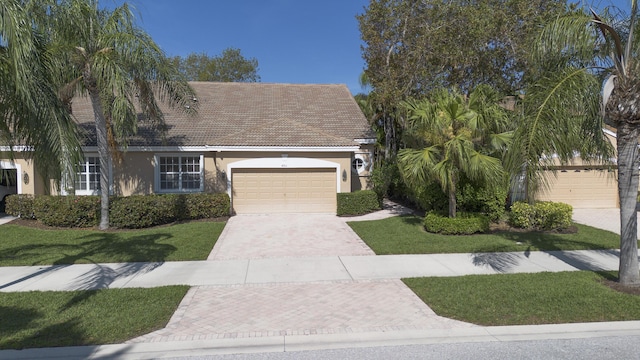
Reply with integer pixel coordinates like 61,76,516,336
129,212,476,344
208,213,375,260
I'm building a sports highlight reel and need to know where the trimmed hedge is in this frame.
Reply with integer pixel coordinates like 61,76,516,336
337,190,381,216
508,201,573,231
34,195,100,227
4,194,36,219
6,193,230,229
423,212,490,235
110,193,230,229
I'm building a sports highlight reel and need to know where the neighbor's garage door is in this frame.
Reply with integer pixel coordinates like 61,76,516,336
232,168,337,213
536,169,618,208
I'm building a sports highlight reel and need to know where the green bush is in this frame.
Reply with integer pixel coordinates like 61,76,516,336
423,212,490,235
34,195,100,227
508,201,572,231
7,193,230,229
457,182,507,222
337,190,381,216
370,160,410,202
4,194,36,219
400,176,507,219
182,193,230,219
412,182,448,212
110,193,230,229
109,195,176,229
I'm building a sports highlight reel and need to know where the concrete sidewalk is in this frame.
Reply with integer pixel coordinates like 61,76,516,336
0,249,628,292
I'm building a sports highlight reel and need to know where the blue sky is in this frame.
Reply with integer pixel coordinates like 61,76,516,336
108,0,370,94
107,0,633,95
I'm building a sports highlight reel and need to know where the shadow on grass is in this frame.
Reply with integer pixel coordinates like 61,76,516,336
0,232,176,266
0,232,174,293
396,215,623,273
0,306,85,350
398,215,423,226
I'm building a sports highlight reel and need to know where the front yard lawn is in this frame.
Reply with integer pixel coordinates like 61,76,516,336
348,215,623,255
0,221,225,266
0,286,189,350
404,271,640,326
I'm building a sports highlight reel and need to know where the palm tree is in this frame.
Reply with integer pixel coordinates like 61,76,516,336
398,85,512,218
520,2,639,284
0,0,82,186
41,0,196,229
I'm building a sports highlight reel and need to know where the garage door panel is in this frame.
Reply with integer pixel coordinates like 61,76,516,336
537,170,617,208
233,168,336,213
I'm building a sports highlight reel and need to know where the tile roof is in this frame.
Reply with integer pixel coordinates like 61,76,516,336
70,82,374,148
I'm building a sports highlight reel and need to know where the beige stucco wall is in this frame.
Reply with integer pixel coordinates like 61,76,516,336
113,152,156,195
0,153,46,195
3,148,367,197
351,144,375,191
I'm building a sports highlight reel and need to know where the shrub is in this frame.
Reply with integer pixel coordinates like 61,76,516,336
508,201,573,231
412,182,448,212
109,195,176,229
457,183,507,222
34,195,100,227
423,212,490,235
182,193,230,219
337,190,381,216
109,193,230,229
4,194,36,219
8,193,230,229
402,176,508,218
370,160,410,202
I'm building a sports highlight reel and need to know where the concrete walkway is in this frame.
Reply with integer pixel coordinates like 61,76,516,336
2,204,640,359
0,250,627,293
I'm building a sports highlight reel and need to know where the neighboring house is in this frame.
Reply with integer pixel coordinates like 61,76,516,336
0,82,376,214
533,128,619,208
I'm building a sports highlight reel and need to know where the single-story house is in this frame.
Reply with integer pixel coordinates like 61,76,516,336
0,82,376,214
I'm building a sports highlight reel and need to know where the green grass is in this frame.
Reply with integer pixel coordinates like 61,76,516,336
404,271,640,326
348,215,624,254
0,221,225,266
0,286,189,349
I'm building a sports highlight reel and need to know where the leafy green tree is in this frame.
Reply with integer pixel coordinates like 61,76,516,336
43,0,196,229
357,0,567,159
0,0,82,186
518,2,638,284
398,85,512,217
170,48,260,82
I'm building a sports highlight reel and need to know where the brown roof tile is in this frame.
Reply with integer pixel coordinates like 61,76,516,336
71,82,373,148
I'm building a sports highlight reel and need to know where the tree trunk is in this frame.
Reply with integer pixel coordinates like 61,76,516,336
383,111,396,160
88,88,111,230
448,188,456,218
617,122,640,285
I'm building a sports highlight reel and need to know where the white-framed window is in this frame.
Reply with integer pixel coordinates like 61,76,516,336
75,156,101,195
351,154,367,174
155,154,204,192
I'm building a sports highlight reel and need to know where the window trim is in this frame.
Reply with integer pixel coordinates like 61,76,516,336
75,156,101,196
351,154,367,175
63,155,112,196
154,154,204,193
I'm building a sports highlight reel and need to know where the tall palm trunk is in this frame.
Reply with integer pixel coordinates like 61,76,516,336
617,121,640,284
85,76,110,230
448,188,457,218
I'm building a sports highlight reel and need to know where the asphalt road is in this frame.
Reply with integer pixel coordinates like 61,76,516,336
165,335,640,360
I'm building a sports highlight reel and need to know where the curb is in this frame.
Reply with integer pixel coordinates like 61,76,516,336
3,321,640,359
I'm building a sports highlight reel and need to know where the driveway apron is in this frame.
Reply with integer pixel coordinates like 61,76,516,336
128,212,476,344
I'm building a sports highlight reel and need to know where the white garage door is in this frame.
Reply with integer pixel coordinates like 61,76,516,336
232,168,337,214
536,169,618,208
